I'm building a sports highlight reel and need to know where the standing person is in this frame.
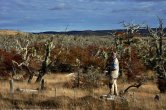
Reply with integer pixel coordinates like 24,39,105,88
106,51,119,96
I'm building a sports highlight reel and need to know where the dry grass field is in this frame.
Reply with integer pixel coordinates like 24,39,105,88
0,30,25,36
0,73,165,110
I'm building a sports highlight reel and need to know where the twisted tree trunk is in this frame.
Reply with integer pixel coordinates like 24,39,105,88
35,40,52,83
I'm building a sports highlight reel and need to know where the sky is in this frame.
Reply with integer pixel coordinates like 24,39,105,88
0,0,166,32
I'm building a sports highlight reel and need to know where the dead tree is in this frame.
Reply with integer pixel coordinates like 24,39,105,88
12,38,35,83
35,38,54,83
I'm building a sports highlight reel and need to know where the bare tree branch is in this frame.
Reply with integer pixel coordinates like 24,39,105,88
123,82,143,94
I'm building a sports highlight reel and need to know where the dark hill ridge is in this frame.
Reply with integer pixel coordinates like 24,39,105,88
34,29,125,36
1,28,165,36
33,28,166,36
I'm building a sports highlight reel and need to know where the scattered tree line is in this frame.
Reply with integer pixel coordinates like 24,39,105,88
0,18,165,92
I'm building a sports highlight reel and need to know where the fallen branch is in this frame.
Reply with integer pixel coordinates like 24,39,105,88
122,82,144,95
16,88,38,93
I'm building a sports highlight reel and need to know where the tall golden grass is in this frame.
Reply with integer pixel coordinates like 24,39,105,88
0,73,165,109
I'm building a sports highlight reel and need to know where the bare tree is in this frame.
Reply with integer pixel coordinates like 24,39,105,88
35,38,55,82
11,37,35,82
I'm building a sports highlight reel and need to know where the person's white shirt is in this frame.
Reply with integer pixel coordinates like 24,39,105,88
111,57,119,79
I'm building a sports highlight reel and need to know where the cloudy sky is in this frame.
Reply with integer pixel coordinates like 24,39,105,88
0,0,166,32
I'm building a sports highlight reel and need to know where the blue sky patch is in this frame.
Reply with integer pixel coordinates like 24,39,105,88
0,0,165,32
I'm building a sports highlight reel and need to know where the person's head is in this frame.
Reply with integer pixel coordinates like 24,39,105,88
107,48,117,59
111,52,117,59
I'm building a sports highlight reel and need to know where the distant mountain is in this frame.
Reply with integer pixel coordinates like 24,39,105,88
1,28,166,36
34,29,125,36
34,28,166,36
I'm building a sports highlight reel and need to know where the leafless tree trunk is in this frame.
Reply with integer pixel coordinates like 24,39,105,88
36,38,54,83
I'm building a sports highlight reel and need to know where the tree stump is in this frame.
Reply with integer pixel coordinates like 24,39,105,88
158,78,166,93
9,79,14,96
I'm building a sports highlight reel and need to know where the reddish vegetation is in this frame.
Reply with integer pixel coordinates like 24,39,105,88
51,45,108,72
0,49,22,70
0,41,147,81
114,31,126,36
120,47,146,79
0,50,22,78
